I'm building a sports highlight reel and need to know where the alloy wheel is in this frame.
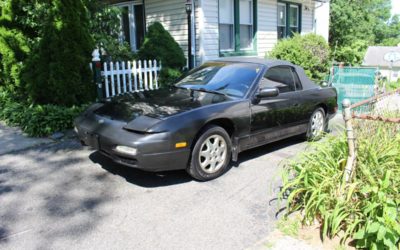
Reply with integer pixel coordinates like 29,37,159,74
311,110,325,137
198,135,228,174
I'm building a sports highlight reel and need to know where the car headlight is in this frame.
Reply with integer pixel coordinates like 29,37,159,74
114,146,137,156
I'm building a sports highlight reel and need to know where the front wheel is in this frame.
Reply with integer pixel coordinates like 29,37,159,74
306,108,326,141
187,125,232,181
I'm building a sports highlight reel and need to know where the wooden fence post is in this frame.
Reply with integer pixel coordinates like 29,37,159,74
92,49,103,100
342,99,356,183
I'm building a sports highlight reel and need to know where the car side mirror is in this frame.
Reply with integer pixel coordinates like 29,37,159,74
256,87,279,99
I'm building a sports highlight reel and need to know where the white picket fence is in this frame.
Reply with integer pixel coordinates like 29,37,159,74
100,60,161,98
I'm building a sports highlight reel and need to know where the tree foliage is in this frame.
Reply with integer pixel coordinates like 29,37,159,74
0,0,96,106
330,0,400,64
0,0,47,92
268,33,330,81
23,0,95,106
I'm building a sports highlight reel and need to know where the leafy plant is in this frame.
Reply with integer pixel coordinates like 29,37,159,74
267,33,330,81
280,122,400,249
0,88,87,137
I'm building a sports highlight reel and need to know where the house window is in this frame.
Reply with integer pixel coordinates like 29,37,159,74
240,0,253,49
219,0,235,51
219,0,257,55
277,2,301,39
114,2,145,51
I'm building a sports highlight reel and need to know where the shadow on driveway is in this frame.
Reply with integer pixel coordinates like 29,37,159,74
0,141,115,248
89,135,306,188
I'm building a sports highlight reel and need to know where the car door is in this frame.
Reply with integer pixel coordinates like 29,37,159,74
249,66,303,146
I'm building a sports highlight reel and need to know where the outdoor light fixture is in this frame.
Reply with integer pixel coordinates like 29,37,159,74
185,0,194,69
185,0,192,13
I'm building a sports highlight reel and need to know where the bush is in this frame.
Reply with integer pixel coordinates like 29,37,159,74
280,123,400,249
138,22,185,85
268,33,330,81
22,0,95,106
0,89,87,137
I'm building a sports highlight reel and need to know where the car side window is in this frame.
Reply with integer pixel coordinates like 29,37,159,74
260,66,296,93
291,68,302,90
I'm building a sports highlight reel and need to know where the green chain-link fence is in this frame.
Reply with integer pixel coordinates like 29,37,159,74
329,66,378,110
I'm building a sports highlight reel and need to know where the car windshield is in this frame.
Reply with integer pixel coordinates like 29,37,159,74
175,62,262,98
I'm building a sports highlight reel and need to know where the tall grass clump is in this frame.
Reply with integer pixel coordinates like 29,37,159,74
280,121,400,249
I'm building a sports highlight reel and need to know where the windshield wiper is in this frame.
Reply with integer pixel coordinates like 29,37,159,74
174,85,228,97
193,88,228,97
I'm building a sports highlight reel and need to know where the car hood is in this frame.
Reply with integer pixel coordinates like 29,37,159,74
93,88,231,130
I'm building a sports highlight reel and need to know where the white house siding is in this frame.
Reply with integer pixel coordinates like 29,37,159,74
196,0,220,64
257,0,278,57
144,0,320,65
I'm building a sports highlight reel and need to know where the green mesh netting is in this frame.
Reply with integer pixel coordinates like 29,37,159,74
329,67,378,110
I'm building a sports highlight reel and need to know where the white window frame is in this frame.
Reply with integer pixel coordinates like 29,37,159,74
277,2,287,28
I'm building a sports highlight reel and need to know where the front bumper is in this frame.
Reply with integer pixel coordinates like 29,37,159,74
75,115,190,172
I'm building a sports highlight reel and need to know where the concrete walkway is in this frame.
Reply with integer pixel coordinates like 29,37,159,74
0,122,53,155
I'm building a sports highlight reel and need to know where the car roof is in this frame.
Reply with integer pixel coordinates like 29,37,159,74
208,57,319,90
207,57,294,67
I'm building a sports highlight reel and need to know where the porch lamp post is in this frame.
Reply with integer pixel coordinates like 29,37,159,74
185,0,193,69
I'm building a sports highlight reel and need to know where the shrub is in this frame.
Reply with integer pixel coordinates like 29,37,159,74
22,0,95,106
138,22,186,85
268,33,330,81
0,88,87,137
280,123,400,249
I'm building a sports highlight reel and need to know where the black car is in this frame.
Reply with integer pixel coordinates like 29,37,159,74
75,58,337,181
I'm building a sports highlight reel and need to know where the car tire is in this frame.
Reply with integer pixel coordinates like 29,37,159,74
306,107,326,141
187,125,232,181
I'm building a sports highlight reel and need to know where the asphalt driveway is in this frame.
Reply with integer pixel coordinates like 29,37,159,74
0,117,342,250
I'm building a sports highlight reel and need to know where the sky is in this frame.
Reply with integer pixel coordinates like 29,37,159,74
392,0,400,15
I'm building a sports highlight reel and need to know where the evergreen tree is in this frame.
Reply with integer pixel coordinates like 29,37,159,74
0,0,42,92
23,0,95,106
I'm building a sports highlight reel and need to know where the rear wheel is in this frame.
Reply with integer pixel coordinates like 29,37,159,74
187,125,232,181
306,108,326,141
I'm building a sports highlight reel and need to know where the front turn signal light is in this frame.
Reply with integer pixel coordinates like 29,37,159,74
175,142,187,148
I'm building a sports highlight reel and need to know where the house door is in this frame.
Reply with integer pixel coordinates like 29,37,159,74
115,1,145,51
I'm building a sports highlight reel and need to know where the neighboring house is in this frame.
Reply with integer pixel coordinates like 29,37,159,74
106,0,330,66
363,46,400,82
